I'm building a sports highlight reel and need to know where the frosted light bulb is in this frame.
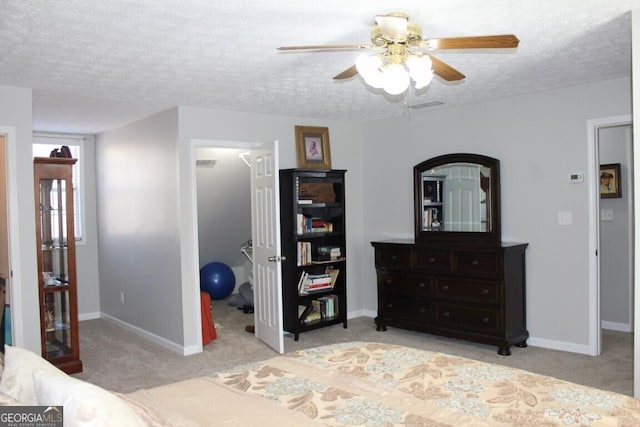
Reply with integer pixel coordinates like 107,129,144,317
356,54,384,89
383,63,410,95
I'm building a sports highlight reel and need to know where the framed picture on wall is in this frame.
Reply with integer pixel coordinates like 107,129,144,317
295,125,331,169
600,163,621,198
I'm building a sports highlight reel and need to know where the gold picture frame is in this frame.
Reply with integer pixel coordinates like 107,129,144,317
295,125,331,169
600,163,621,198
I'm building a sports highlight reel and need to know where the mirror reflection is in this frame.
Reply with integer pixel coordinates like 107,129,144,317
421,163,492,232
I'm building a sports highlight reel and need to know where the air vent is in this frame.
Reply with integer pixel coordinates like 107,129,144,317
196,159,217,167
408,101,445,109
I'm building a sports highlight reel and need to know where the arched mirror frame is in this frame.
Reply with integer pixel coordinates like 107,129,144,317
414,153,501,246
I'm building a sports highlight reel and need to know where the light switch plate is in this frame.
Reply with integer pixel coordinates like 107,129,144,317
569,172,584,183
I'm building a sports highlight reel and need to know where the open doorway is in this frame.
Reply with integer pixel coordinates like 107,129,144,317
587,115,633,357
186,138,283,353
598,124,633,335
195,146,254,331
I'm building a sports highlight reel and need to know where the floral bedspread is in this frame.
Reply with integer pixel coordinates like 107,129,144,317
212,341,640,427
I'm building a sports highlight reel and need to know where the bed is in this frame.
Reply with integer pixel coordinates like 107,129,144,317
1,342,639,426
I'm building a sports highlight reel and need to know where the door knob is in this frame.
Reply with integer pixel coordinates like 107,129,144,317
267,255,286,262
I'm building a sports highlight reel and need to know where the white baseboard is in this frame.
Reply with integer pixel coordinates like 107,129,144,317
526,336,592,355
100,313,201,356
347,309,376,320
602,321,633,332
78,312,101,321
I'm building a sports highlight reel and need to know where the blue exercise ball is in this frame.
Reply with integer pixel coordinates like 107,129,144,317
200,262,235,300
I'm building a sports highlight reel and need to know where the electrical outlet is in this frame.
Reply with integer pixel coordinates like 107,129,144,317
601,208,614,221
558,211,573,225
120,292,125,304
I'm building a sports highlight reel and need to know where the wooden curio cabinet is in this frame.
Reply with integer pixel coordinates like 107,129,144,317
34,157,82,373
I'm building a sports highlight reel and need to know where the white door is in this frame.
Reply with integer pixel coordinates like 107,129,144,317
250,141,284,353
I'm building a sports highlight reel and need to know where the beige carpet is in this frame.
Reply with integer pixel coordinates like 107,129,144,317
74,299,633,396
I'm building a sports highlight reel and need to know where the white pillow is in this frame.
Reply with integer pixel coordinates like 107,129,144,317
0,345,65,404
34,370,147,427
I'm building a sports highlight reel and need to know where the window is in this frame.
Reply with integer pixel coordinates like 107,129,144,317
33,133,85,243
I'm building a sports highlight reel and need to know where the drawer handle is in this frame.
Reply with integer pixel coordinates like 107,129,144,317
442,285,449,291
443,311,450,317
385,279,393,285
386,303,393,308
472,260,479,265
482,317,490,323
391,255,398,260
418,282,426,288
419,308,426,313
481,289,489,295
429,257,436,263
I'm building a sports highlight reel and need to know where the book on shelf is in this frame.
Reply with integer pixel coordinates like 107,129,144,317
298,304,309,318
301,300,322,324
325,268,340,288
296,242,312,266
296,214,333,234
299,295,339,324
318,294,339,318
297,271,309,294
317,245,342,260
298,272,333,295
318,245,341,255
298,199,313,204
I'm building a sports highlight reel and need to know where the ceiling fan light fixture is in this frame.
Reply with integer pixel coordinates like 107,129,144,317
356,53,385,88
383,63,410,95
406,55,434,89
413,72,434,90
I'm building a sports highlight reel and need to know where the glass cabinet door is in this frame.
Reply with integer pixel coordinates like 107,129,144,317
42,290,72,358
34,157,82,373
39,177,72,358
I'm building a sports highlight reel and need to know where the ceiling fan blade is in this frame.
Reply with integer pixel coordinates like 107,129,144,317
426,53,465,81
427,34,519,50
333,65,358,80
277,43,371,51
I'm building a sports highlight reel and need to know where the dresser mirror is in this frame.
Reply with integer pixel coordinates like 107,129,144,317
414,153,501,245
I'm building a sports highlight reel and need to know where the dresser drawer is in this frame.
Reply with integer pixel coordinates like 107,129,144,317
413,249,451,272
380,296,430,322
435,277,499,304
436,304,500,334
378,272,431,297
454,252,500,275
375,247,412,269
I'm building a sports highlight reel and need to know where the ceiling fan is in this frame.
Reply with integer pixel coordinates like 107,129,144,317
277,13,519,95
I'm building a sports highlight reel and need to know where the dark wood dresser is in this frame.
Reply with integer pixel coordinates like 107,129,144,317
372,239,528,355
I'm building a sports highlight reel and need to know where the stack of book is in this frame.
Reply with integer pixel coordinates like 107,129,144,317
296,214,333,234
317,245,342,261
297,271,332,294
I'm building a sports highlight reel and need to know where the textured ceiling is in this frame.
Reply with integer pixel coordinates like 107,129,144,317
1,1,637,134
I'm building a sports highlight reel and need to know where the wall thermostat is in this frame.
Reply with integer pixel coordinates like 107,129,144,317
569,172,584,183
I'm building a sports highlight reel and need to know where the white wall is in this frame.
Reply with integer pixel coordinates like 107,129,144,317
0,85,40,353
599,125,632,330
96,108,184,347
196,147,252,285
76,134,101,319
361,77,631,353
